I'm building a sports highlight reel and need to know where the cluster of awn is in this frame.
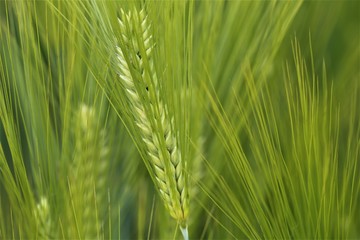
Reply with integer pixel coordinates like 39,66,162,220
115,8,189,240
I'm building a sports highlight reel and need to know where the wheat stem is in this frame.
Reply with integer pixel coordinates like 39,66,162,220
116,8,189,229
180,226,189,240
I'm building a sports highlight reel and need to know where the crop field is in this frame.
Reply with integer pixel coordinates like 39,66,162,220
0,1,359,239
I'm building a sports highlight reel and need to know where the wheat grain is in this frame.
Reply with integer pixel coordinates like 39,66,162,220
116,8,189,228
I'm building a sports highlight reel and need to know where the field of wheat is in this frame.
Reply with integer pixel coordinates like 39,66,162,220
0,1,359,239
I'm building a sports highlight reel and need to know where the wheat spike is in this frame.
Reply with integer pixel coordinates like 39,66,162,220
34,197,53,239
68,104,109,238
116,8,189,228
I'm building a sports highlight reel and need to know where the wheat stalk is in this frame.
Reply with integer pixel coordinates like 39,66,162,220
116,8,189,234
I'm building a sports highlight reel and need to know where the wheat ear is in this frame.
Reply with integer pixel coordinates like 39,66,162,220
116,8,189,232
68,104,109,238
34,197,53,239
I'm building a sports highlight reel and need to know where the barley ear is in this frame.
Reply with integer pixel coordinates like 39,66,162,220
68,104,109,238
34,197,53,239
116,8,189,234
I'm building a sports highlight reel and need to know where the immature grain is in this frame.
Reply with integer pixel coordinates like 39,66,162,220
116,8,189,229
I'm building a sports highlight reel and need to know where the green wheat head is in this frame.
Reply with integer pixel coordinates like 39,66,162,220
67,104,109,238
116,8,189,228
34,197,53,239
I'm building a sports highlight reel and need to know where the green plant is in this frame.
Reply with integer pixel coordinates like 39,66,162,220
115,8,189,237
0,0,359,239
